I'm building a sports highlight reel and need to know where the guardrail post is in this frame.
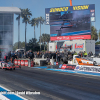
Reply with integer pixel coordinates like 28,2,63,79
28,59,31,67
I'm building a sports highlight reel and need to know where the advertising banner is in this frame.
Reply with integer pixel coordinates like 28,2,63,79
75,65,100,73
14,59,30,67
18,60,20,66
51,35,91,41
54,62,58,65
45,4,95,41
61,64,76,70
21,60,25,66
63,40,86,52
14,59,18,65
25,60,28,66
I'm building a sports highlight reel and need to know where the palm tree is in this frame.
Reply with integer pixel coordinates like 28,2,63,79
21,8,32,52
38,16,45,51
99,30,100,41
91,26,98,41
30,18,39,39
40,33,50,51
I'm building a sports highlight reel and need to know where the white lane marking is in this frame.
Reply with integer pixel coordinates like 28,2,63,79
0,85,28,100
0,94,10,100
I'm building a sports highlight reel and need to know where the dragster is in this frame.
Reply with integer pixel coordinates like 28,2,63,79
59,46,100,66
0,61,21,70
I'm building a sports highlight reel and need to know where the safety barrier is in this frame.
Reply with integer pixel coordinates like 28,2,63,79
34,58,46,66
54,62,58,65
14,59,34,67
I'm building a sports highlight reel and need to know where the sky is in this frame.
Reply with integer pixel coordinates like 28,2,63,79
1,0,100,44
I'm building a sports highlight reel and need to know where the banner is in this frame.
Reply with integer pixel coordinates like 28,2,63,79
25,60,28,66
61,64,76,70
18,60,20,66
21,60,25,66
50,35,91,41
14,59,18,65
75,65,100,73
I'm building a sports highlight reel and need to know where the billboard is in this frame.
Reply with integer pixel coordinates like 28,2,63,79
45,4,95,41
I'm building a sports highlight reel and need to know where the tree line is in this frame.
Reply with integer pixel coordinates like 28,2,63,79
13,33,50,51
16,8,49,51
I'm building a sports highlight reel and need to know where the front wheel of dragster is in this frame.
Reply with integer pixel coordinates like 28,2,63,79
19,66,21,69
10,68,12,71
13,68,15,70
60,59,63,64
5,68,7,71
93,61,97,66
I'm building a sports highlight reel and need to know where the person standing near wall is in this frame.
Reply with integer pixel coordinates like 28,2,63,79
84,51,87,57
57,51,60,62
4,53,7,62
0,51,2,60
74,51,77,55
28,50,34,61
17,50,21,58
8,51,11,60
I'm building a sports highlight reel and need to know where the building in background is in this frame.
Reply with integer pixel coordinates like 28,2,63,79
0,7,21,52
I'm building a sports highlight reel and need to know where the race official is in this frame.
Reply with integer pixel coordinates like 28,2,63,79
56,51,60,62
17,50,21,58
8,51,11,60
28,50,34,61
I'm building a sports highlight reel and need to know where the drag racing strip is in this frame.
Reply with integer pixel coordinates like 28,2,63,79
0,85,27,100
1,66,100,100
33,66,100,76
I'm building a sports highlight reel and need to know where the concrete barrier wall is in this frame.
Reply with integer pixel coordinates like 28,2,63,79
34,58,46,66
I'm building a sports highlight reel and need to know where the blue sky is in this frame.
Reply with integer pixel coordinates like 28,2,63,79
1,0,100,44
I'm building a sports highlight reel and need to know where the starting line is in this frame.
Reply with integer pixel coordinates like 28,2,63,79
0,85,27,100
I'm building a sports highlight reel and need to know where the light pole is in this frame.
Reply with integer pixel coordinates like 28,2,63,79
18,14,20,49
40,21,41,52
98,30,99,41
96,30,99,41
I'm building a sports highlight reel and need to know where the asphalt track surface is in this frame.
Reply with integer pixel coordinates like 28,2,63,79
0,66,100,100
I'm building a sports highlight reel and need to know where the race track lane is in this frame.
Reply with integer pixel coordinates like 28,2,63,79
0,67,100,100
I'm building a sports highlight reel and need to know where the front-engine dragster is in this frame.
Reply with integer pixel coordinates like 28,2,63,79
0,60,21,70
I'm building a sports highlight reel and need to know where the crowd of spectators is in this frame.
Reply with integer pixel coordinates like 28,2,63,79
0,49,94,63
34,50,94,62
0,50,34,63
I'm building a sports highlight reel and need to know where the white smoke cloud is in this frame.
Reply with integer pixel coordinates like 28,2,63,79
1,31,13,58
